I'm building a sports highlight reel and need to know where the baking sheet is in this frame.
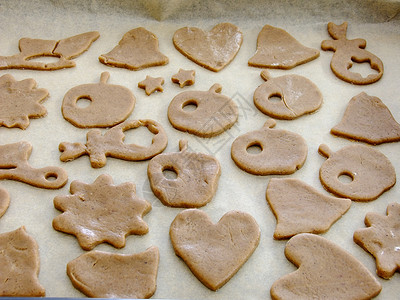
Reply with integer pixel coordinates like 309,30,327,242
0,0,400,298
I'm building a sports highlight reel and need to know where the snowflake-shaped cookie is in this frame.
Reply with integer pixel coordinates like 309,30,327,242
52,174,151,250
354,202,400,278
0,74,48,129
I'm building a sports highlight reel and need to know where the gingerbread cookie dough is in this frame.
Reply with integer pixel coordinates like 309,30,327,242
0,141,67,189
0,187,10,218
0,74,48,129
62,72,135,128
318,144,396,201
148,140,221,208
331,92,400,145
354,203,400,279
173,23,243,72
170,209,260,291
0,31,99,70
138,76,164,95
248,25,319,69
53,174,151,250
59,119,167,168
321,22,384,85
231,119,307,175
270,233,382,299
171,69,195,88
67,246,159,298
253,70,322,119
168,84,238,137
99,27,168,70
0,227,45,297
266,178,351,239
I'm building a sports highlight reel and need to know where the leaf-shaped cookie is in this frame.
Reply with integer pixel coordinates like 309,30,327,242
53,174,151,250
67,246,159,298
270,233,381,299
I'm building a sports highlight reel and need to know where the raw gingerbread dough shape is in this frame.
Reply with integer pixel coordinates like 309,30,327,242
59,119,168,168
0,187,10,218
318,144,396,201
170,209,260,291
0,74,48,129
321,22,384,85
270,233,382,300
0,31,99,70
173,23,243,72
138,76,164,95
266,178,351,239
331,92,400,145
231,119,307,175
62,72,135,128
0,227,45,297
167,84,238,137
253,70,322,120
0,141,68,189
53,174,151,250
248,25,319,69
171,68,195,88
99,27,168,70
67,246,159,298
148,140,221,208
354,202,400,279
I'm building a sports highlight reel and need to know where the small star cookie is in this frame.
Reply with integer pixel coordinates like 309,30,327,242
171,69,195,87
138,76,164,95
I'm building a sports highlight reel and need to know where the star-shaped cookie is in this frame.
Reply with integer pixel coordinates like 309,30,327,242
354,202,400,279
52,174,151,250
171,69,195,88
138,76,164,95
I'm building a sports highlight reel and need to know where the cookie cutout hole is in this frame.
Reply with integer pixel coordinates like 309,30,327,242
268,93,283,103
338,172,354,184
26,55,60,65
45,173,58,182
123,125,154,147
75,96,92,109
348,59,379,78
162,166,178,180
182,100,198,112
246,142,263,155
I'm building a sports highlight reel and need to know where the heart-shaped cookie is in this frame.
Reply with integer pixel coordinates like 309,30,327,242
271,233,381,299
170,209,260,291
173,23,243,72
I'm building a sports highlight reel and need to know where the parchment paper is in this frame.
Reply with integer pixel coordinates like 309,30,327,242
0,0,399,298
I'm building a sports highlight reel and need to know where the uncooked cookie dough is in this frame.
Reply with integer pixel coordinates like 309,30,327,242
0,187,10,218
170,209,260,291
248,24,319,69
173,23,243,72
171,69,195,88
138,75,165,95
99,27,168,70
67,246,159,298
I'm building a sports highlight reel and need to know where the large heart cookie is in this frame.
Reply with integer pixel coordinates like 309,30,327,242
170,209,260,291
271,233,381,299
173,23,243,72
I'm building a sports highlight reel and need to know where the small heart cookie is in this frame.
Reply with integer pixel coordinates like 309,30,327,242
173,23,243,72
170,209,260,291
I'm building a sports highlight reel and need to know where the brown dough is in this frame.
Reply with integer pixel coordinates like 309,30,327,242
138,76,164,95
0,141,68,189
231,119,307,175
0,31,99,70
318,144,396,201
67,246,159,298
321,22,383,85
248,25,319,69
0,187,10,218
173,23,243,72
170,209,260,291
171,68,195,88
99,27,168,70
0,227,45,297
53,174,151,250
354,203,400,279
168,84,238,137
147,140,221,208
254,70,322,119
266,178,351,239
331,92,400,145
270,233,382,300
0,74,48,129
62,72,135,128
59,119,168,168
